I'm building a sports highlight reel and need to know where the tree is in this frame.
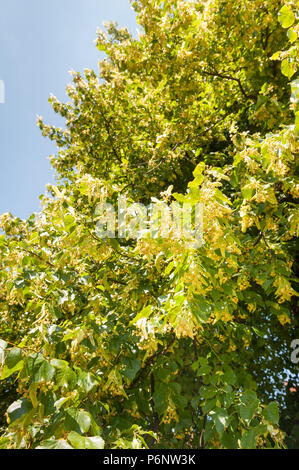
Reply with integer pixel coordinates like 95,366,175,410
0,0,298,449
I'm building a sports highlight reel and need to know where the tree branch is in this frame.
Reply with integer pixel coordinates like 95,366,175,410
150,373,159,433
128,333,176,390
99,107,122,164
199,415,207,449
201,69,252,100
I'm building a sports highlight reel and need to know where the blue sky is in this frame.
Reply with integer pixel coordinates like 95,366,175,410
0,0,137,219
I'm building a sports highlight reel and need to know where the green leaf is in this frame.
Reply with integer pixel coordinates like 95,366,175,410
56,366,77,389
64,408,91,434
263,401,279,425
122,357,141,381
0,436,10,449
76,369,98,393
40,391,57,416
36,439,73,449
76,410,92,434
201,385,217,399
67,431,105,449
172,192,187,203
241,390,258,405
24,354,55,383
239,403,257,423
214,188,232,205
51,359,77,389
221,431,238,449
188,174,204,188
241,428,257,449
7,399,33,425
0,347,24,380
241,186,254,200
131,305,152,324
153,386,168,416
281,58,296,79
6,347,23,369
193,162,205,178
54,396,72,411
190,298,212,323
278,5,295,28
252,327,265,338
197,364,211,376
209,408,229,437
222,367,237,386
271,51,281,61
240,424,267,449
202,398,217,414
287,28,297,43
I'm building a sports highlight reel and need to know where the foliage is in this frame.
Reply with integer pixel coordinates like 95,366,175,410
0,0,298,449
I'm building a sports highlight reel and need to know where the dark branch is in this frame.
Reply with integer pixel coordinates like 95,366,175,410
201,69,253,100
128,333,176,390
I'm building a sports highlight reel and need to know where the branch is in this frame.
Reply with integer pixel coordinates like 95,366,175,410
253,230,274,255
193,338,198,361
150,373,159,433
128,333,176,390
99,107,122,164
170,110,233,152
199,415,207,449
201,69,252,100
22,248,54,268
262,26,272,52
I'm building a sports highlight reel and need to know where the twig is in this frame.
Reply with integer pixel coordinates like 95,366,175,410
128,333,176,390
201,68,252,100
199,415,207,448
99,107,122,164
150,373,159,433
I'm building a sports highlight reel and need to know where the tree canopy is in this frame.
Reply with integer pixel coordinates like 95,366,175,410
0,0,298,449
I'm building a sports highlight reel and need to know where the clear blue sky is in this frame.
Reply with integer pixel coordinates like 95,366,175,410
0,0,137,219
